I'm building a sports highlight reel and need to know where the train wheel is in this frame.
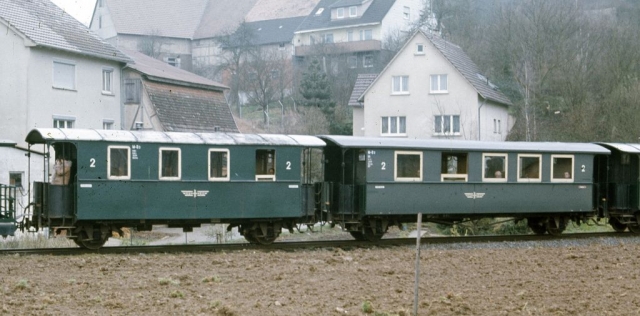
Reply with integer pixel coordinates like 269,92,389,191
243,233,257,243
253,234,277,245
74,230,108,250
628,224,640,234
527,218,547,235
545,217,566,236
349,231,366,241
609,217,627,233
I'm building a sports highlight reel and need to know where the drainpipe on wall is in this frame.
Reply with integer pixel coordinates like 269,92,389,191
120,65,126,130
478,99,486,141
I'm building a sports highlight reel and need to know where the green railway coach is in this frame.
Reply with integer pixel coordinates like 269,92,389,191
25,128,325,248
318,136,611,240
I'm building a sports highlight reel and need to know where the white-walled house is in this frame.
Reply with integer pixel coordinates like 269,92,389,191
293,0,424,71
0,0,130,213
351,30,513,140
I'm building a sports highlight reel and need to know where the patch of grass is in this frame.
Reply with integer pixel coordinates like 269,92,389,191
15,279,29,290
202,275,221,283
565,221,613,233
169,290,184,298
158,277,180,286
0,233,75,249
361,300,374,314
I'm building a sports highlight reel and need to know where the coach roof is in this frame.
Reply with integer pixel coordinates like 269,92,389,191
319,135,610,154
26,129,325,147
597,143,640,154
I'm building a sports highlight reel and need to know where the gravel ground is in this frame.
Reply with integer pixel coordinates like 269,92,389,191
1,232,640,315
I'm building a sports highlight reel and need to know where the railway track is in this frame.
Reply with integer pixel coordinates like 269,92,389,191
1,232,637,256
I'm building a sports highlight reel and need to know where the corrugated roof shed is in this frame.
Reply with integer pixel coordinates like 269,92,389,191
0,0,130,62
348,73,377,107
145,81,238,133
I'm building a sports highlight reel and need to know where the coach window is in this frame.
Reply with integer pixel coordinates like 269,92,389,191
441,153,468,182
208,149,229,181
518,154,541,182
159,148,181,180
108,146,130,180
256,149,276,181
551,155,574,182
395,151,422,181
483,153,508,182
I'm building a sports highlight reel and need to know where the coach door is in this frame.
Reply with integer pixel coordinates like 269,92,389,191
301,148,323,218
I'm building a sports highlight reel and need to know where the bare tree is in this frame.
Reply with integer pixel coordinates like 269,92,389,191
138,29,169,58
215,22,258,116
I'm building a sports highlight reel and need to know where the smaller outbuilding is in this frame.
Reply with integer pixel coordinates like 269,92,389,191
121,49,239,133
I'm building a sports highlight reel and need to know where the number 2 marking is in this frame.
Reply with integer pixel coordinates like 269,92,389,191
90,158,96,168
581,165,586,173
381,162,386,170
286,161,291,170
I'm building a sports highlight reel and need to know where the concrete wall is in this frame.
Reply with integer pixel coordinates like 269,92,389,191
0,22,30,144
0,145,45,218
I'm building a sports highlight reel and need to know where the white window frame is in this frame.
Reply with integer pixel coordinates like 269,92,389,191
349,6,357,17
103,119,114,130
441,153,469,182
108,146,131,180
53,59,76,90
324,33,334,43
347,30,354,41
434,115,460,136
208,149,230,182
360,29,372,40
482,153,508,182
158,147,181,181
363,55,373,68
381,116,407,136
337,7,344,18
394,151,423,182
53,115,76,129
391,76,409,94
102,67,114,94
517,154,542,182
550,154,574,183
430,74,448,93
415,43,424,55
403,6,410,19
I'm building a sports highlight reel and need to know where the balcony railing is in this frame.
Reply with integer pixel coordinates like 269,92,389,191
295,40,382,57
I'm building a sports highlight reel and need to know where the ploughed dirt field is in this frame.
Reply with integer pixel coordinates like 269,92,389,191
1,237,640,315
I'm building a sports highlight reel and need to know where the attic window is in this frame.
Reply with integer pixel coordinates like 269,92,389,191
349,6,357,17
415,43,424,55
316,8,324,15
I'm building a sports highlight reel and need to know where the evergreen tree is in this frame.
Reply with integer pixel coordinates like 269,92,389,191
299,58,352,134
299,58,333,109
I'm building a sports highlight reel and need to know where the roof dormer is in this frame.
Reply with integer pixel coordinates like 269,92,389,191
330,0,373,20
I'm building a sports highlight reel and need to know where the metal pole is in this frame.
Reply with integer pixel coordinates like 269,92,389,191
413,212,422,316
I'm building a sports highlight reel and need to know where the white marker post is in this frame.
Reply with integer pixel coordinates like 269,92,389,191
413,212,422,316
